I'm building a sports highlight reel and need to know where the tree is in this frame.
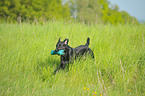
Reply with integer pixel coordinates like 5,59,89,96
68,0,138,24
70,0,102,24
0,0,70,22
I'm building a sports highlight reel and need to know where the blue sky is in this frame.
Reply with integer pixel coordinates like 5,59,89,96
108,0,145,20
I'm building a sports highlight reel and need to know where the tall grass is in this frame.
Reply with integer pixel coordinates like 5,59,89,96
0,21,144,96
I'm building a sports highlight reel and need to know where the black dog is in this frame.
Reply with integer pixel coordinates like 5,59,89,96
53,37,94,73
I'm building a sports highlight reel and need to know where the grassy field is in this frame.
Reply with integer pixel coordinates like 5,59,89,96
0,21,144,96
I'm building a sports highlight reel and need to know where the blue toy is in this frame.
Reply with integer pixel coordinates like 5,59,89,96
51,50,65,55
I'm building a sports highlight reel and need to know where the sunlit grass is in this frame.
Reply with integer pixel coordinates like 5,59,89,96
0,21,144,96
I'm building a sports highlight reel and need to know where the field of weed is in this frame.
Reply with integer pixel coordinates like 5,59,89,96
0,21,144,96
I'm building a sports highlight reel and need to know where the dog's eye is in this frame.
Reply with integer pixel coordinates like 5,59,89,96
63,44,66,47
58,44,61,47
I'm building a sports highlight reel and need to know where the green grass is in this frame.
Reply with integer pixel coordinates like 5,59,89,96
0,21,144,96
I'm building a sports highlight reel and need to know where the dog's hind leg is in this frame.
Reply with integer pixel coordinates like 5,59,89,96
87,48,94,58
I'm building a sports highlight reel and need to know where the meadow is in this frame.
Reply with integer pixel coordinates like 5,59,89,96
0,21,144,96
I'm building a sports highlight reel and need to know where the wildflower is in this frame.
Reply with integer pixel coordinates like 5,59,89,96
100,94,102,96
87,88,89,90
84,87,86,89
128,89,131,91
93,95,96,96
94,92,97,94
92,91,94,93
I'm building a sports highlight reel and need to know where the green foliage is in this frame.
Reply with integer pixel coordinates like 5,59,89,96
69,0,102,24
101,2,138,24
69,0,138,24
0,0,70,22
0,0,139,24
0,21,144,95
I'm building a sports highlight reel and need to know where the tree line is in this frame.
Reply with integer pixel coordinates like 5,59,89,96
0,0,138,24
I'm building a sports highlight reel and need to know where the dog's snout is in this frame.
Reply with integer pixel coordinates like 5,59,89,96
55,49,58,52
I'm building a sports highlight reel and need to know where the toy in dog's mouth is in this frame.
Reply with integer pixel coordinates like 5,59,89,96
51,50,65,55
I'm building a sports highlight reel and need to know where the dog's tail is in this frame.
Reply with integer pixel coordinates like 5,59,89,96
85,37,90,46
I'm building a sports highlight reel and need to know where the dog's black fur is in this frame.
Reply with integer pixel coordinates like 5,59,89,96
53,37,94,74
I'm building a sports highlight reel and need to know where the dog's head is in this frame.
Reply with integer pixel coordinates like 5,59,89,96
55,37,69,52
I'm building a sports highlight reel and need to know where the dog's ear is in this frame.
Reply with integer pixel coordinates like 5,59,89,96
63,39,69,44
58,37,62,42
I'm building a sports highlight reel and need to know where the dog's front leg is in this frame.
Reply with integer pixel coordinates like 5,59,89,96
53,62,68,74
53,56,68,74
53,63,62,74
61,60,68,69
53,56,62,74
